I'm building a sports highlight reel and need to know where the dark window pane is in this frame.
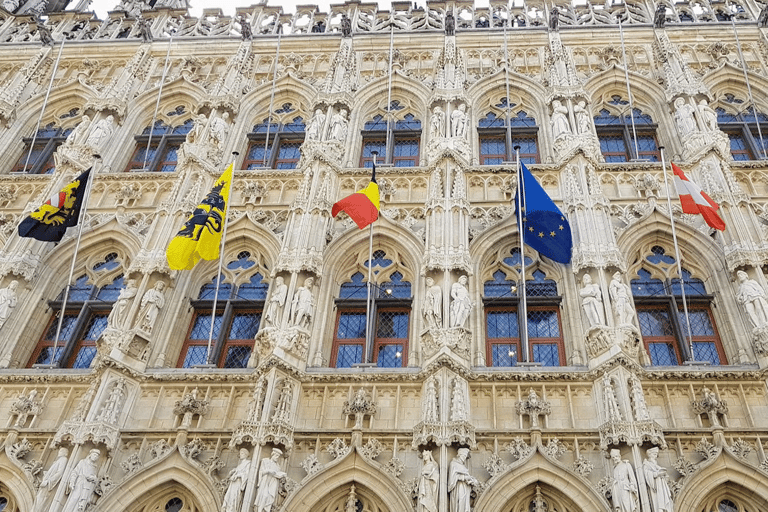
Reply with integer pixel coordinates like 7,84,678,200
45,314,79,341
97,275,124,302
484,270,515,298
693,341,721,365
527,310,559,338
34,346,64,365
229,312,261,339
648,342,678,365
637,309,675,337
491,343,517,366
275,140,302,169
377,311,408,339
182,346,208,367
244,141,271,169
72,346,97,368
336,344,362,368
532,343,560,366
599,134,629,162
238,274,268,300
487,310,518,339
680,308,714,336
728,132,752,160
376,344,403,368
83,314,108,341
337,313,366,339
222,346,251,368
190,314,224,339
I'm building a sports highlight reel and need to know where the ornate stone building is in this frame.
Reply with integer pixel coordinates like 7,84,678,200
0,1,768,511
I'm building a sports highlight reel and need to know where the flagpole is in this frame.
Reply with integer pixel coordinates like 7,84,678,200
205,153,238,366
618,21,641,159
363,152,378,365
143,31,173,170
50,156,100,367
659,147,695,362
23,39,65,174
262,30,282,167
514,146,529,364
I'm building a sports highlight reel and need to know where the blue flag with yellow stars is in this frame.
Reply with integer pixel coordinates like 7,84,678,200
515,162,572,264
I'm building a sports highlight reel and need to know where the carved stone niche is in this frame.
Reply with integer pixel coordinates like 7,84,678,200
253,326,309,372
586,325,642,370
420,327,472,369
101,328,151,373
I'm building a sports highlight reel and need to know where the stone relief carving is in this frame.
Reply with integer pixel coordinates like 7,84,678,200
691,387,728,427
515,389,551,428
134,281,166,334
62,449,101,512
610,449,639,512
97,378,127,425
222,448,250,512
628,374,650,422
422,376,439,424
343,388,377,429
10,389,43,428
174,388,210,428
603,374,623,422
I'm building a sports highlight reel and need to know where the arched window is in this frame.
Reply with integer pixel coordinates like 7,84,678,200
11,122,72,174
478,98,539,165
178,253,268,368
594,95,660,162
716,96,768,161
360,101,421,168
332,250,412,368
124,115,193,172
29,253,123,368
243,103,305,170
631,246,725,366
483,248,563,367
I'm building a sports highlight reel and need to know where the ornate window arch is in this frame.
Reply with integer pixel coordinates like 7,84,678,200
243,102,306,170
477,96,540,165
11,120,75,174
593,94,661,162
124,105,194,172
482,246,564,367
177,250,269,368
331,248,412,368
360,100,422,168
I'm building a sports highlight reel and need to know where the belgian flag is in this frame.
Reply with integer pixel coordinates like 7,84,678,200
331,168,380,229
18,168,91,242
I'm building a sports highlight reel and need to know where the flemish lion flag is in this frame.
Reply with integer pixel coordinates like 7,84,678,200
18,168,91,242
331,169,380,229
166,163,233,270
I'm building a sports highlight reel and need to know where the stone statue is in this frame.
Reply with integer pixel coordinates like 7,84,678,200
98,378,126,424
451,103,468,138
423,376,439,423
643,447,673,512
330,109,349,142
340,14,351,37
137,17,153,43
654,4,667,28
629,374,650,421
449,275,471,328
579,274,605,328
135,281,166,334
65,115,91,147
306,109,326,141
444,11,455,36
418,450,439,512
62,449,101,512
222,448,251,512
290,277,314,329
0,280,19,330
551,100,571,139
674,97,697,136
574,101,591,134
12,389,40,427
209,112,231,148
430,106,445,138
36,22,54,46
107,278,137,330
422,277,442,330
86,115,116,150
610,272,635,326
239,16,253,41
549,5,560,30
254,448,287,512
611,449,639,512
450,378,467,421
736,270,768,328
185,113,207,144
264,276,288,328
448,447,477,512
759,5,768,27
34,447,69,512
698,99,717,131
603,374,622,422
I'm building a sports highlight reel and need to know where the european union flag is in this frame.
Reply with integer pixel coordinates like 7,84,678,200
515,162,572,264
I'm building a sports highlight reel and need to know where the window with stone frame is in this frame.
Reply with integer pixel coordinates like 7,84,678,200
331,250,411,368
178,252,268,368
716,95,768,161
483,248,564,367
28,253,124,368
11,122,73,174
124,115,193,172
631,246,726,366
477,98,540,166
594,96,661,162
243,103,305,170
360,101,421,168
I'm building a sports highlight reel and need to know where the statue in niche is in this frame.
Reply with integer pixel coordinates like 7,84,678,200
135,281,166,334
306,109,326,141
264,276,288,328
64,115,91,147
107,278,137,330
98,378,127,424
610,272,635,326
290,277,315,330
254,448,287,512
209,112,231,148
673,97,697,136
330,109,349,142
62,449,101,512
654,4,667,29
423,376,439,423
222,448,251,512
185,113,207,144
629,374,650,421
759,5,768,27
603,374,622,422
698,99,717,131
448,448,477,512
422,277,442,330
579,274,605,328
239,16,253,41
451,104,468,138
136,17,153,43
550,100,571,139
340,14,351,37
444,11,455,36
33,447,69,512
417,450,439,512
736,270,768,328
643,447,673,512
0,280,19,330
449,275,471,329
574,101,591,134
450,378,467,421
549,5,560,30
611,449,640,512
430,107,445,138
85,115,116,150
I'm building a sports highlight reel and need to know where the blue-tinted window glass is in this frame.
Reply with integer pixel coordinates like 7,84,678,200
222,346,252,369
336,344,363,368
648,342,678,365
229,312,261,339
680,308,715,336
336,313,367,339
395,113,421,130
526,270,557,297
480,137,506,164
65,275,95,301
34,346,65,365
72,346,97,369
364,115,388,131
189,313,224,339
491,344,518,366
238,273,269,300
729,133,751,160
393,138,419,167
484,270,515,298
199,276,233,300
377,311,408,338
479,112,505,128
487,310,518,338
379,272,411,298
44,314,78,341
637,309,675,337
503,248,534,268
670,270,707,296
245,142,270,169
340,273,368,299
632,269,666,297
599,135,629,162
693,342,720,365
377,344,403,367
532,343,560,367
97,275,124,302
182,346,208,367
527,310,559,338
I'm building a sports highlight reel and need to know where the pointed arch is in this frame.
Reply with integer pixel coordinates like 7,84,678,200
0,454,33,512
468,68,548,116
240,73,316,123
584,65,666,113
354,71,431,115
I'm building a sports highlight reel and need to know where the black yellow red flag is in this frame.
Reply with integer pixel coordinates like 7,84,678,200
18,169,91,242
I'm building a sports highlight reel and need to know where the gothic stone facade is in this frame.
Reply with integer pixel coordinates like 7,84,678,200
0,1,768,511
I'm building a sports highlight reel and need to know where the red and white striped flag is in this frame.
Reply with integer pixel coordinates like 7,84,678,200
672,163,725,231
